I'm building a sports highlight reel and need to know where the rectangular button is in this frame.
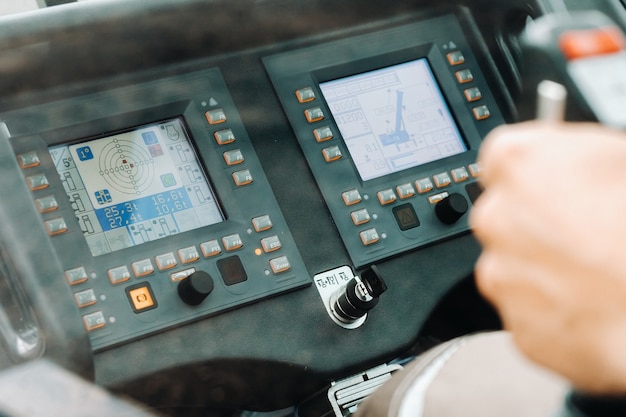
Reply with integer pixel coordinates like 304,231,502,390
178,246,200,264
269,256,291,274
393,203,420,231
415,178,434,194
200,240,222,257
252,215,273,232
377,189,397,205
428,192,449,204
170,268,196,282
222,233,243,251
560,28,625,60
351,209,371,226
45,218,68,236
464,87,482,102
455,69,474,84
295,87,316,103
396,183,415,199
155,252,177,270
433,172,452,188
217,256,248,285
232,169,253,186
108,266,131,285
261,236,282,253
304,107,325,123
468,163,482,177
447,50,465,65
35,195,59,213
205,108,227,124
17,151,40,169
223,149,244,165
26,173,49,191
132,259,155,277
472,105,491,120
342,189,362,206
214,129,235,145
65,267,88,286
83,311,106,331
322,146,342,162
451,167,470,183
359,228,380,246
313,126,333,142
74,289,97,308
126,284,157,313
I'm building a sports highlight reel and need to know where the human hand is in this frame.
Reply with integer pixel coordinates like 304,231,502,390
470,121,626,394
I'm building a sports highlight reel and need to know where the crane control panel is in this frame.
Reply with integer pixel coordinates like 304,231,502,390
264,13,505,267
4,68,310,351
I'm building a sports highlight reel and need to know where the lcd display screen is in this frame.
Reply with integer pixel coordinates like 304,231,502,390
319,58,466,181
50,118,224,256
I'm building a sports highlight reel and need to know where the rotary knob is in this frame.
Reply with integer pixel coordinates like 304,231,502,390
332,265,387,324
177,271,215,306
435,193,468,225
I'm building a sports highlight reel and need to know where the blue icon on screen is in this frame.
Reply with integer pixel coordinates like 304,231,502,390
95,189,112,205
142,131,158,145
76,146,94,161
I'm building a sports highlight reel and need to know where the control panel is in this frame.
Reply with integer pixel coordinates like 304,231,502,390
264,13,505,267
5,68,310,351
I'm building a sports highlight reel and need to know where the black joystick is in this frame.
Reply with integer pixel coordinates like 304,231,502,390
435,193,468,225
178,270,215,306
332,265,387,324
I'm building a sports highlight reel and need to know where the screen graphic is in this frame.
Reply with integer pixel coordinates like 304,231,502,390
50,118,224,256
319,58,466,181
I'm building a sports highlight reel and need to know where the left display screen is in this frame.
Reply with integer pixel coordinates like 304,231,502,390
50,118,224,256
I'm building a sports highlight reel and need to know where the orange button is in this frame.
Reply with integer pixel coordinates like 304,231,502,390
128,286,156,313
559,27,626,60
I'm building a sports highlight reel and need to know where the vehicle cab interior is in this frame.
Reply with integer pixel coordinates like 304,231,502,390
0,0,625,416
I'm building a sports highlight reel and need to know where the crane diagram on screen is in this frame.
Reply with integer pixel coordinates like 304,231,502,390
379,90,413,148
319,58,466,181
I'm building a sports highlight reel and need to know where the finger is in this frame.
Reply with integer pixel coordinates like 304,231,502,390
469,187,523,251
473,250,503,309
476,121,547,188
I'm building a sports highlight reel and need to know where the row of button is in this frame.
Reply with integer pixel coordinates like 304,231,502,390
341,163,481,211
444,50,491,121
16,152,71,236
204,108,255,187
294,90,345,165
73,214,292,331
82,282,158,331
81,252,295,333
15,151,149,331
65,215,286,288
341,163,480,248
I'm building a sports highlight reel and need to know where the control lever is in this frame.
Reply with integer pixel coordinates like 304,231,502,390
330,265,387,324
519,11,626,127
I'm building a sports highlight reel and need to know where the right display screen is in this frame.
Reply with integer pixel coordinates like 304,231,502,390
319,58,466,181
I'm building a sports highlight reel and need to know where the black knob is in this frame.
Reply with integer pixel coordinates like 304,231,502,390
435,193,468,224
178,271,214,306
332,265,387,323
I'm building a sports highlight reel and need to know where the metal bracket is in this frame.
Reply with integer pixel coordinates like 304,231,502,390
328,363,403,417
